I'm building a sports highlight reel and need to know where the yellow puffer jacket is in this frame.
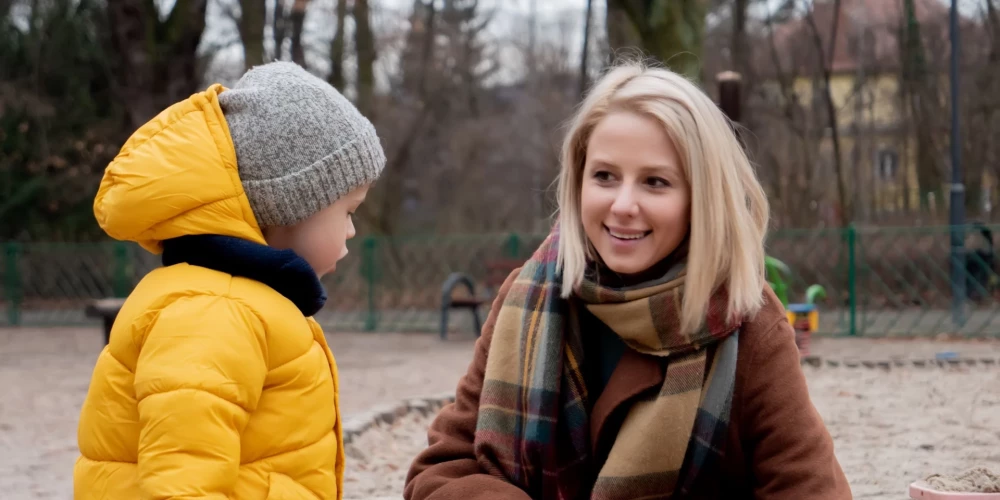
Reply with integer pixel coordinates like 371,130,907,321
74,85,344,499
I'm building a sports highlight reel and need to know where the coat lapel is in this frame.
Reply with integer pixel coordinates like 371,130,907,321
589,347,664,457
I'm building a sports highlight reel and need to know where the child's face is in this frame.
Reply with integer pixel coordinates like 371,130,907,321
264,183,371,277
580,111,690,276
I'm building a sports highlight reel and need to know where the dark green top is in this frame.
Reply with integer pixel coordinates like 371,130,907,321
580,306,627,400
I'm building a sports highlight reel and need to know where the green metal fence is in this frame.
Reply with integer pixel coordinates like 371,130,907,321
3,225,1000,337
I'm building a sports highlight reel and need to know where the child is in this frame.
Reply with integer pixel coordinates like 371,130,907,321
74,62,385,499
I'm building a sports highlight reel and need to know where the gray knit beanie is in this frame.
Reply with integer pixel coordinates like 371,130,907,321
219,61,386,228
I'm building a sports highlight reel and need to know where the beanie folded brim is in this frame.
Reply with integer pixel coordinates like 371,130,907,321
242,134,386,227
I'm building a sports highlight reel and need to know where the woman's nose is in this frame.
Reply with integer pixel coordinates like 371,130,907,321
610,186,639,217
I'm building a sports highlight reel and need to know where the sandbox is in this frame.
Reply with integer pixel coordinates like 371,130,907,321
910,467,1000,499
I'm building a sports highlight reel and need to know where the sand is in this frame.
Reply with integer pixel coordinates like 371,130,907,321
2,329,1000,500
803,363,1000,499
921,466,1000,493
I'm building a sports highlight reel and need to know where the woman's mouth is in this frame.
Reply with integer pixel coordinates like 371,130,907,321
605,225,652,241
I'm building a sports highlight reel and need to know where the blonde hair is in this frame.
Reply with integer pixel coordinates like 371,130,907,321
556,61,770,334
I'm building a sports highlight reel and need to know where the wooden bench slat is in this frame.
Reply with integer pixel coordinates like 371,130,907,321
440,258,522,339
85,298,126,346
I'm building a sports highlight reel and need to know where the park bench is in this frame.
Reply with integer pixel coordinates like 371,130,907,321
439,259,521,340
85,298,125,345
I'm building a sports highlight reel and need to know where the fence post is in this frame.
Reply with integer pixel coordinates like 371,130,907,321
363,236,378,332
4,243,22,326
113,242,130,298
950,223,967,327
847,225,857,336
504,232,521,258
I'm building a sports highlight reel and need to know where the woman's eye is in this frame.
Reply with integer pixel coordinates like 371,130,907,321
593,170,613,182
647,177,670,188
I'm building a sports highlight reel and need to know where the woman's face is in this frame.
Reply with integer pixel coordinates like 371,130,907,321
580,111,691,276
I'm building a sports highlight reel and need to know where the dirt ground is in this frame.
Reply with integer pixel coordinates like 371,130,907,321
1,327,998,499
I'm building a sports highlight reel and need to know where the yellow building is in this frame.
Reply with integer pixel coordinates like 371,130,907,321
754,0,985,222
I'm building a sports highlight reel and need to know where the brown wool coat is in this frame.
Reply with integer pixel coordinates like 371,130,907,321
404,269,852,500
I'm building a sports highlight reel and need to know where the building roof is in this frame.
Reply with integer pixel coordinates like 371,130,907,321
759,0,951,76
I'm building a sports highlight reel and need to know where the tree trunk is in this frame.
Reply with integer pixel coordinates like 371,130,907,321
579,0,593,97
606,0,706,80
106,0,208,130
362,0,442,235
354,0,376,118
328,0,347,90
913,96,942,211
900,0,942,212
290,0,308,66
730,0,749,106
804,0,849,225
605,0,640,63
0,0,13,19
988,0,999,63
106,0,157,127
985,0,999,217
163,0,209,102
418,0,436,96
527,0,537,78
851,27,868,221
239,0,266,70
272,0,287,61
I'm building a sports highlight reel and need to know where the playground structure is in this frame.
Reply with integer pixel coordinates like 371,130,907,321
767,255,827,356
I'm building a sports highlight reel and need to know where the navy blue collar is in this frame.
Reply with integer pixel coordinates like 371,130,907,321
161,235,327,317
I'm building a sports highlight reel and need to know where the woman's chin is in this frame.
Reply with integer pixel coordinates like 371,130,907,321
597,254,654,276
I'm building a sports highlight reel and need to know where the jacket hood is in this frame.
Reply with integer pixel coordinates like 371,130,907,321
94,84,265,254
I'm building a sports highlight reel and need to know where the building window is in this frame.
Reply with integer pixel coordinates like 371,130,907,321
876,148,899,180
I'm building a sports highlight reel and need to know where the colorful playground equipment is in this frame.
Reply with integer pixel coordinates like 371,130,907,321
766,256,826,356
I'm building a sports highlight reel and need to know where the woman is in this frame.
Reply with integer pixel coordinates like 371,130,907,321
404,61,851,499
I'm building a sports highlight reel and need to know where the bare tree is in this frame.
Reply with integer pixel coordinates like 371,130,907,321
238,0,267,69
750,1,823,227
328,0,348,90
730,0,750,91
355,0,376,118
579,0,593,96
349,0,571,235
959,0,1000,217
289,0,308,65
272,0,288,60
981,0,1000,211
899,0,944,213
270,0,308,66
605,0,706,79
605,0,640,62
353,0,441,235
802,0,849,224
106,0,208,129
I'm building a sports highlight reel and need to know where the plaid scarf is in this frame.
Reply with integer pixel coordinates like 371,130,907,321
474,228,741,499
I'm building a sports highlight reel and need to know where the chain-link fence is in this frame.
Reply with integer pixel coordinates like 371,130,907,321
768,224,1000,337
3,226,1000,337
